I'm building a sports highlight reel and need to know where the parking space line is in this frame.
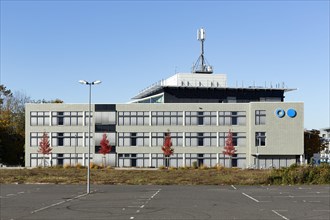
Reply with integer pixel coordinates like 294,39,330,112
242,193,259,203
31,193,88,214
231,185,237,190
272,210,289,220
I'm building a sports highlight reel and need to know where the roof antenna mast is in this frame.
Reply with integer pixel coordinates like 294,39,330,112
192,28,213,74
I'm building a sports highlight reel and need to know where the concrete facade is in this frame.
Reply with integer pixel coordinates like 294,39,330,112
25,101,304,169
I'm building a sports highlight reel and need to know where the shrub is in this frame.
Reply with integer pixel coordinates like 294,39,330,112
63,164,72,169
199,164,208,170
192,161,198,169
75,163,84,169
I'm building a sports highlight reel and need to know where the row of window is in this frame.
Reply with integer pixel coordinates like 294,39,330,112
30,131,266,147
30,132,92,147
118,111,248,126
117,153,246,168
30,110,267,126
117,132,253,147
30,111,92,126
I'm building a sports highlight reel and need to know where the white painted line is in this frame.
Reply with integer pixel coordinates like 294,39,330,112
298,187,311,190
231,185,237,190
140,205,145,208
242,193,259,203
136,210,140,213
18,191,24,194
31,193,88,214
272,210,289,220
130,217,135,219
313,210,330,212
6,194,15,197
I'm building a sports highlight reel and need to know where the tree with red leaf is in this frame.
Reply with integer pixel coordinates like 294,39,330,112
38,132,52,167
161,130,174,168
99,133,111,167
222,129,236,168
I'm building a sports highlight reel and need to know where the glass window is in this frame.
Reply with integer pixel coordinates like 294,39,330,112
219,132,246,147
151,111,183,126
118,132,149,147
256,132,266,146
219,111,246,126
185,111,216,126
255,110,266,125
185,132,216,147
30,111,50,126
118,111,149,126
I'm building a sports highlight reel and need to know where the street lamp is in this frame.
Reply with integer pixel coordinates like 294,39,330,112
256,132,260,169
79,80,101,194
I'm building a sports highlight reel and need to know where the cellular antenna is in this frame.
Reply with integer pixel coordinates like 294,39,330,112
192,28,213,74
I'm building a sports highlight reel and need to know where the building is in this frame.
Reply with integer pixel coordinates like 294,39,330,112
25,29,304,169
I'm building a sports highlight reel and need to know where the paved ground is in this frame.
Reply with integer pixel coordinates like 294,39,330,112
1,184,329,220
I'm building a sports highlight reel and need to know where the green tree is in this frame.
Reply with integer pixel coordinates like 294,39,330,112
304,130,326,163
0,85,30,165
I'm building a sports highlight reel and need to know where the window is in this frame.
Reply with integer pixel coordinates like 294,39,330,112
30,111,50,126
185,111,216,126
57,112,64,125
51,112,83,126
219,111,246,126
197,133,204,146
256,132,266,146
84,111,93,126
118,132,149,147
118,111,149,126
185,132,216,147
197,112,204,125
151,111,183,126
95,112,116,125
51,132,83,147
151,132,183,147
255,110,266,125
219,132,246,147
30,132,46,147
131,133,137,146
57,133,64,146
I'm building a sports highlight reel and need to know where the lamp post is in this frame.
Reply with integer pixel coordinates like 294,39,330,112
256,132,260,169
79,80,101,194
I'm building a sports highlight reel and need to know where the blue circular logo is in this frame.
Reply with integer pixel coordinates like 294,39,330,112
275,108,285,118
287,109,297,118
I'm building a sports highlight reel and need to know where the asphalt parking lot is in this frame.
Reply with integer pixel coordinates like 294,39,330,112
1,184,329,220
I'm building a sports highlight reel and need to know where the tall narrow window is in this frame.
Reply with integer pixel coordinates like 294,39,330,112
255,132,266,146
131,133,137,146
58,133,64,146
197,133,204,146
197,112,204,125
231,112,238,125
58,112,64,125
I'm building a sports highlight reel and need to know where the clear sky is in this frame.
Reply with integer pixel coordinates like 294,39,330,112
1,0,329,130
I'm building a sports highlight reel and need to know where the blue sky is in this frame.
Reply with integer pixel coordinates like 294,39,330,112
1,1,329,130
